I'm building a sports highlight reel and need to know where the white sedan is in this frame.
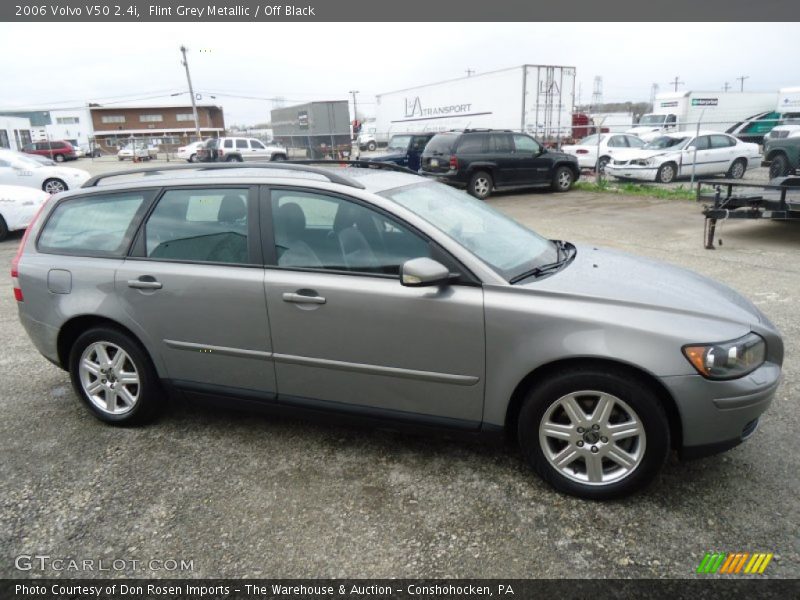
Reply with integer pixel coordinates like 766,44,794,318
0,185,49,241
562,133,645,172
0,149,90,195
117,144,157,161
176,141,206,163
604,131,761,184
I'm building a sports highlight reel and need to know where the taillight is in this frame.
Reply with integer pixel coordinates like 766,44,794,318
217,149,223,158
576,149,589,154
11,198,49,302
449,155,458,170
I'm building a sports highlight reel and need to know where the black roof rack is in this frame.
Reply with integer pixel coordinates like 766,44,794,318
81,162,367,189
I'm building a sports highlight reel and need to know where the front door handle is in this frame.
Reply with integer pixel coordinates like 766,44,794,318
282,291,326,305
128,276,162,290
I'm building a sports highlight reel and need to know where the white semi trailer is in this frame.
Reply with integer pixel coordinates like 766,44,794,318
372,65,577,145
628,91,777,141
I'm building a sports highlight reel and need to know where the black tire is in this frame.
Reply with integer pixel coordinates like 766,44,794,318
226,155,243,162
656,162,677,184
188,154,196,163
551,166,574,192
726,158,747,179
367,141,377,151
53,154,65,163
68,326,162,426
42,178,67,194
517,367,670,500
468,171,493,199
0,215,8,242
597,156,611,173
271,154,286,162
768,154,790,179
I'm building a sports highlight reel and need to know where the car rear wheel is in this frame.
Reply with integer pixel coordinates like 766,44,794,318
517,367,670,499
468,171,493,200
43,178,67,194
727,158,746,179
597,156,611,173
69,327,162,425
0,216,8,242
367,141,377,151
188,154,196,163
551,166,574,192
271,154,286,162
656,162,677,184
54,154,65,163
226,155,243,162
768,154,790,179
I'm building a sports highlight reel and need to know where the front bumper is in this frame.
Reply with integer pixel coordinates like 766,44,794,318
662,362,782,458
604,165,659,181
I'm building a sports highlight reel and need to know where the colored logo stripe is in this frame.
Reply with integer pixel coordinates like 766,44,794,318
697,552,773,574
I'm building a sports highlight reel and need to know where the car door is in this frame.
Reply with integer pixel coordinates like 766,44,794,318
407,136,431,171
262,187,486,426
680,135,714,176
249,139,268,160
511,134,549,183
709,134,737,175
605,135,630,161
115,185,277,397
486,133,516,185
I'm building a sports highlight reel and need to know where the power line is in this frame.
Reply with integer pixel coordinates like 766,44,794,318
736,75,749,91
669,76,684,92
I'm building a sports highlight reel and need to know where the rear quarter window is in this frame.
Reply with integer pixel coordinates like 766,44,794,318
37,192,152,256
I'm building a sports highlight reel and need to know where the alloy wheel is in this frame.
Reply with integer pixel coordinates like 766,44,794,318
78,342,140,415
473,177,490,197
44,179,66,194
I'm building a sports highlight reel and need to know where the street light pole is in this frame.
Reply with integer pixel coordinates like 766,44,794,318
180,45,202,140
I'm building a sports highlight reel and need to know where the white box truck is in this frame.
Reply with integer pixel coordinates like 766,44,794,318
372,65,577,145
628,91,777,141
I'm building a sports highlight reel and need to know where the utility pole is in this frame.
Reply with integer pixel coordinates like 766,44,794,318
723,82,731,92
465,68,475,77
650,82,660,106
180,45,201,140
670,76,684,92
349,90,359,121
736,75,749,92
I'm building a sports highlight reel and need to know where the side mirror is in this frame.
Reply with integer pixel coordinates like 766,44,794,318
401,257,452,287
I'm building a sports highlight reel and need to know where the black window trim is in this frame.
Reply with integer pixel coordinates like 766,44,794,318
260,184,481,286
35,188,158,259
125,183,263,269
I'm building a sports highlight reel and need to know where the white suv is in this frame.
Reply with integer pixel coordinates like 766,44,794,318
202,137,287,162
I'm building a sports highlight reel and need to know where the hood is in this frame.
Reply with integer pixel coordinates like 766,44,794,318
627,126,662,135
606,148,676,162
519,245,763,326
547,150,577,162
369,151,405,162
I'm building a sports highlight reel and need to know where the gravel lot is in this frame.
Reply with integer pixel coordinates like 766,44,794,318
0,165,798,579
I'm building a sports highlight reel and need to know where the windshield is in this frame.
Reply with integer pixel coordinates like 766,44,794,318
380,181,557,281
638,114,667,125
577,134,604,146
10,155,44,169
387,135,412,152
643,136,690,150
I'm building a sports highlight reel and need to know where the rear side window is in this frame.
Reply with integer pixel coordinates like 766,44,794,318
144,188,250,265
710,135,735,148
38,192,149,256
457,134,487,154
224,140,233,148
487,134,512,153
235,139,248,149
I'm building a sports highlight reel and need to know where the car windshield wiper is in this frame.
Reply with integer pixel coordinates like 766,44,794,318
509,241,573,284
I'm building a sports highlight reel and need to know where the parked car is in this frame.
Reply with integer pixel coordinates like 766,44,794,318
176,141,207,163
604,131,761,184
79,143,103,158
562,133,645,172
367,133,436,171
70,144,86,159
0,149,90,194
419,130,580,199
117,144,157,161
197,137,287,162
0,185,49,241
22,140,77,163
12,163,782,499
761,124,800,178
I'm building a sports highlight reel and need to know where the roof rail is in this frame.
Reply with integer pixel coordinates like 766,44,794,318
81,162,366,189
286,159,418,175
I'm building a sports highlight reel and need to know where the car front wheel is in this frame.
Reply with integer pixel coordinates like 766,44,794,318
656,162,677,183
367,141,377,151
468,171,493,200
43,178,67,194
517,367,670,499
69,327,162,425
551,166,575,192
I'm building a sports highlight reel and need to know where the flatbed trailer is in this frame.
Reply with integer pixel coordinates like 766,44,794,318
696,177,800,248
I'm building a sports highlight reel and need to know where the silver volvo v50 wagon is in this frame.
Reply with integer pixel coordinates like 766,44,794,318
13,163,783,499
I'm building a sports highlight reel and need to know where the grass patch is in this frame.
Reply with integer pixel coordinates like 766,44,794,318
574,179,710,201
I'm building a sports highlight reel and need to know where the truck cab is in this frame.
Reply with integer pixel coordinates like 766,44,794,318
627,113,678,141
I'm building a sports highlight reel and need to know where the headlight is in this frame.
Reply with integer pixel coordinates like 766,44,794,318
683,333,766,380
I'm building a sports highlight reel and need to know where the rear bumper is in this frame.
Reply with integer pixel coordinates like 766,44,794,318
662,362,781,457
418,169,466,187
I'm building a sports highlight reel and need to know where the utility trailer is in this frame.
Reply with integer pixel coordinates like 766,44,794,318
697,177,800,248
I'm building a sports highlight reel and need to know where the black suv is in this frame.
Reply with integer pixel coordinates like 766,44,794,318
419,130,579,199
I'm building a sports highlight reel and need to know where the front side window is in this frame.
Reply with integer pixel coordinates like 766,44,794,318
689,136,711,150
512,134,541,153
607,136,627,148
626,135,645,148
381,181,557,282
144,188,250,264
38,193,148,255
271,190,430,275
224,140,233,149
250,140,265,149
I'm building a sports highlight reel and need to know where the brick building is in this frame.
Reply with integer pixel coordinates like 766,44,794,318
90,104,225,150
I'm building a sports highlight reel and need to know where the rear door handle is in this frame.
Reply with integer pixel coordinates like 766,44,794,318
128,277,162,290
282,291,326,304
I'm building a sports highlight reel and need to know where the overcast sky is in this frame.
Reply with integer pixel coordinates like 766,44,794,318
0,22,797,125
